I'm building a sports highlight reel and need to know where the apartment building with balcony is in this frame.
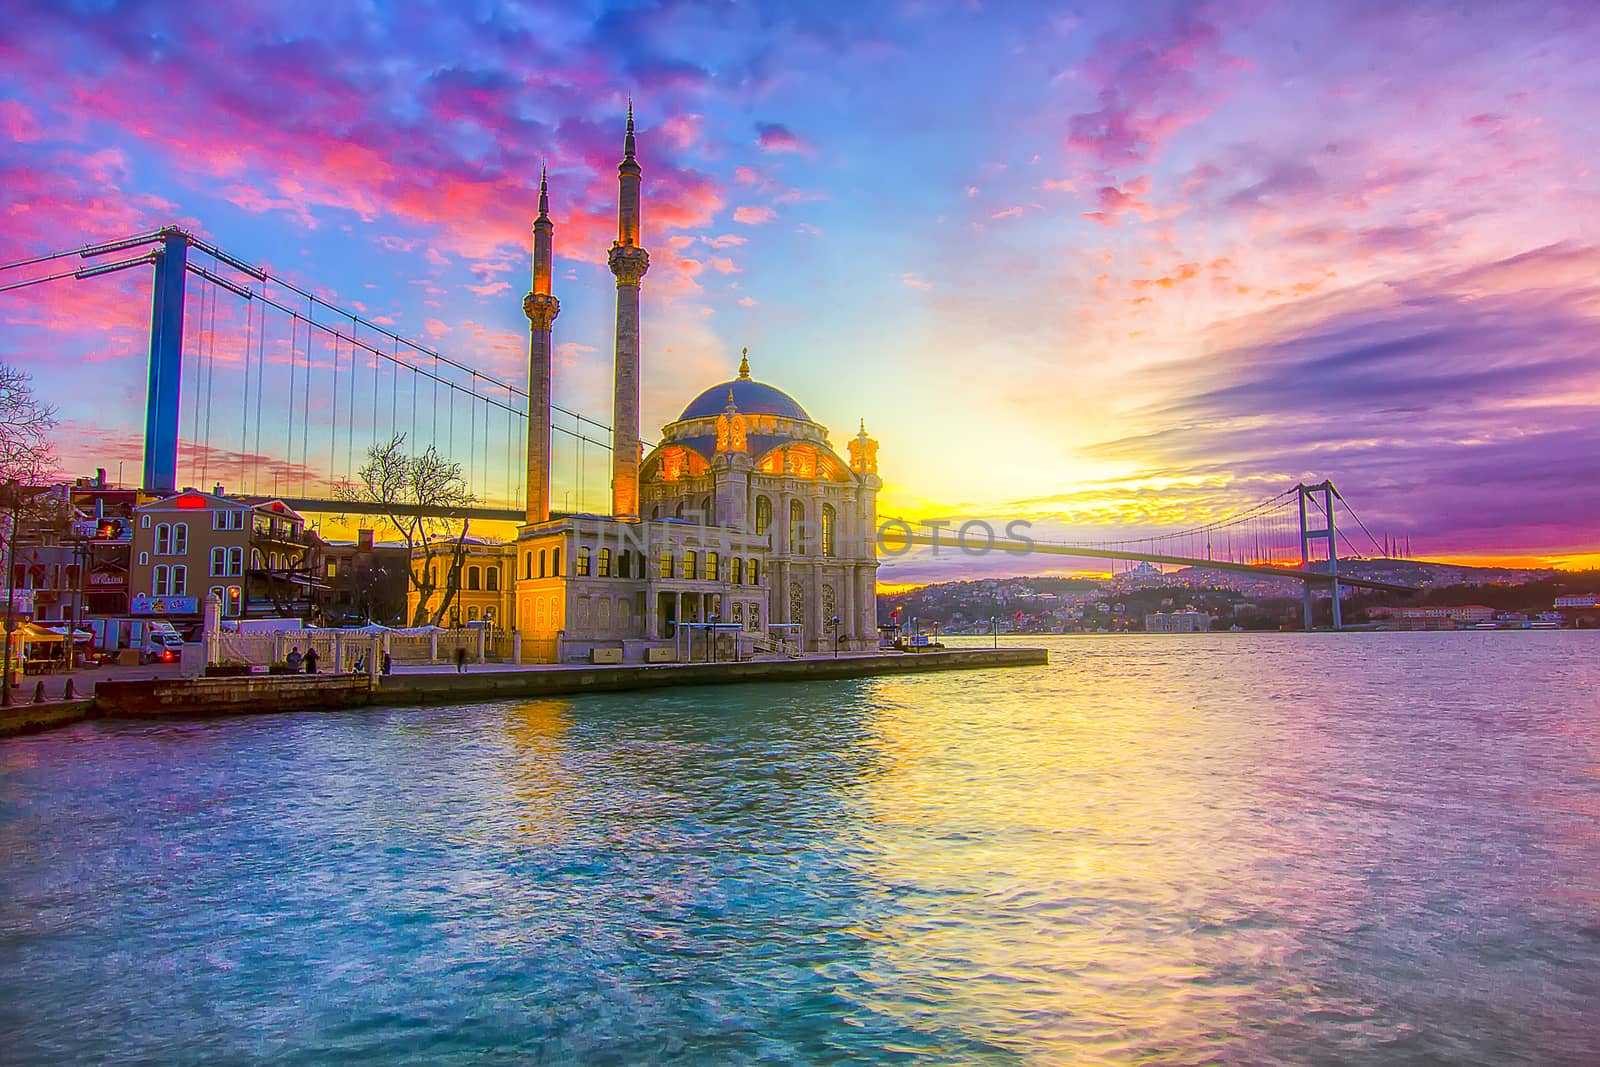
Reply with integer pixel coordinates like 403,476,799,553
129,490,313,623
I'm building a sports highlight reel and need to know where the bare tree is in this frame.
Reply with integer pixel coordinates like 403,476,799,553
336,433,474,627
0,365,57,705
0,364,56,486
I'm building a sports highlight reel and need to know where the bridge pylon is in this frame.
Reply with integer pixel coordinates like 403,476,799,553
1297,481,1341,631
143,228,188,496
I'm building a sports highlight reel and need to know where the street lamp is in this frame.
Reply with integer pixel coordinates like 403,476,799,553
1,479,21,707
830,614,841,658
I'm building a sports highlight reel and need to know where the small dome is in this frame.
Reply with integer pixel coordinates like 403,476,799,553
676,378,811,423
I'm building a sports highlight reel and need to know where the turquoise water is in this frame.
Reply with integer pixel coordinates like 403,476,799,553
2,632,1598,1063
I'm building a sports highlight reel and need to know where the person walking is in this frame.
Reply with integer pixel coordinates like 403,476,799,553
381,650,392,676
454,645,467,673
285,646,302,672
303,647,319,674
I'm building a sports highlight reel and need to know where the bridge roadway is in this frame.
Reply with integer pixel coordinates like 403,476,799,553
897,533,1417,594
282,498,1418,594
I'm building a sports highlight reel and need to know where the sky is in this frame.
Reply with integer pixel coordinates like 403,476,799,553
2,0,1598,582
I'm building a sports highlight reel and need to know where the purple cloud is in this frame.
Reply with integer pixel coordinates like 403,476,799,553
755,122,810,154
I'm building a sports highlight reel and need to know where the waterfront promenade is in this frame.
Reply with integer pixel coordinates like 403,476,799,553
0,646,1048,737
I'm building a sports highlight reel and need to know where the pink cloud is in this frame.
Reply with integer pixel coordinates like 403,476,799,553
1064,15,1236,170
1083,175,1154,225
733,205,776,225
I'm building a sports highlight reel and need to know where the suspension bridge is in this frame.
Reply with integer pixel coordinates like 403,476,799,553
2,225,1420,628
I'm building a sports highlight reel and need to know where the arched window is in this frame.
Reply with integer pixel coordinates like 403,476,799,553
675,501,685,519
229,547,245,576
821,504,837,557
659,551,673,579
748,559,760,586
651,504,662,519
212,548,227,576
154,523,171,555
138,551,149,566
732,558,743,585
523,552,532,580
598,547,612,578
539,550,547,578
700,495,713,522
486,566,499,591
468,606,480,621
140,515,151,529
790,500,806,553
170,565,187,596
465,565,479,591
706,552,719,581
551,548,561,576
683,550,697,580
153,565,169,596
619,551,634,579
755,496,772,536
172,523,188,554
576,547,591,576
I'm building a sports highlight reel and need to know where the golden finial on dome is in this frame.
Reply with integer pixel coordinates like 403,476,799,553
738,346,750,380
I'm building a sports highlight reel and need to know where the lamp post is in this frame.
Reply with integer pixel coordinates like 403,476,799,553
1,479,20,707
708,612,719,663
991,615,997,649
830,614,840,658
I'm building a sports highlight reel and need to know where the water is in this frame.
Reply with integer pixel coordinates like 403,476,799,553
2,632,1598,1064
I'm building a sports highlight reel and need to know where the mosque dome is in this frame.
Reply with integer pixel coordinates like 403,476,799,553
675,377,812,423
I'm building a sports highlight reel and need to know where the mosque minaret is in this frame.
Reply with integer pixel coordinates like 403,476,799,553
607,99,649,520
521,162,559,524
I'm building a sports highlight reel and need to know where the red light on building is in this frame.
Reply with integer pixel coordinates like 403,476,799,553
175,493,207,509
271,502,286,513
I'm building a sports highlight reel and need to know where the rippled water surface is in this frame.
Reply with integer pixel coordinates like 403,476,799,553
3,632,1599,1063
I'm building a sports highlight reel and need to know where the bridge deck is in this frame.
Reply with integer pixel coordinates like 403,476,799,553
280,499,1416,593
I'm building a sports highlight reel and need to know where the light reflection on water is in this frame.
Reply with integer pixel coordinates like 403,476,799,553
2,632,1598,1063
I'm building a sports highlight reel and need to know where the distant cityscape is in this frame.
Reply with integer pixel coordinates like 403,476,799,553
878,561,1600,636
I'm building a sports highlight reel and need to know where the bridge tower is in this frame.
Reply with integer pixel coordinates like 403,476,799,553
1298,481,1342,631
143,228,189,496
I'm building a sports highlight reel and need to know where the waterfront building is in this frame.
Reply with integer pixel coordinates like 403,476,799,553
1368,604,1496,630
1144,610,1212,633
405,538,517,630
129,490,312,623
1554,594,1600,608
315,528,410,626
510,108,881,662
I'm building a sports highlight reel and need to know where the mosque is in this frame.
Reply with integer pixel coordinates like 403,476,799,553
508,106,881,661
